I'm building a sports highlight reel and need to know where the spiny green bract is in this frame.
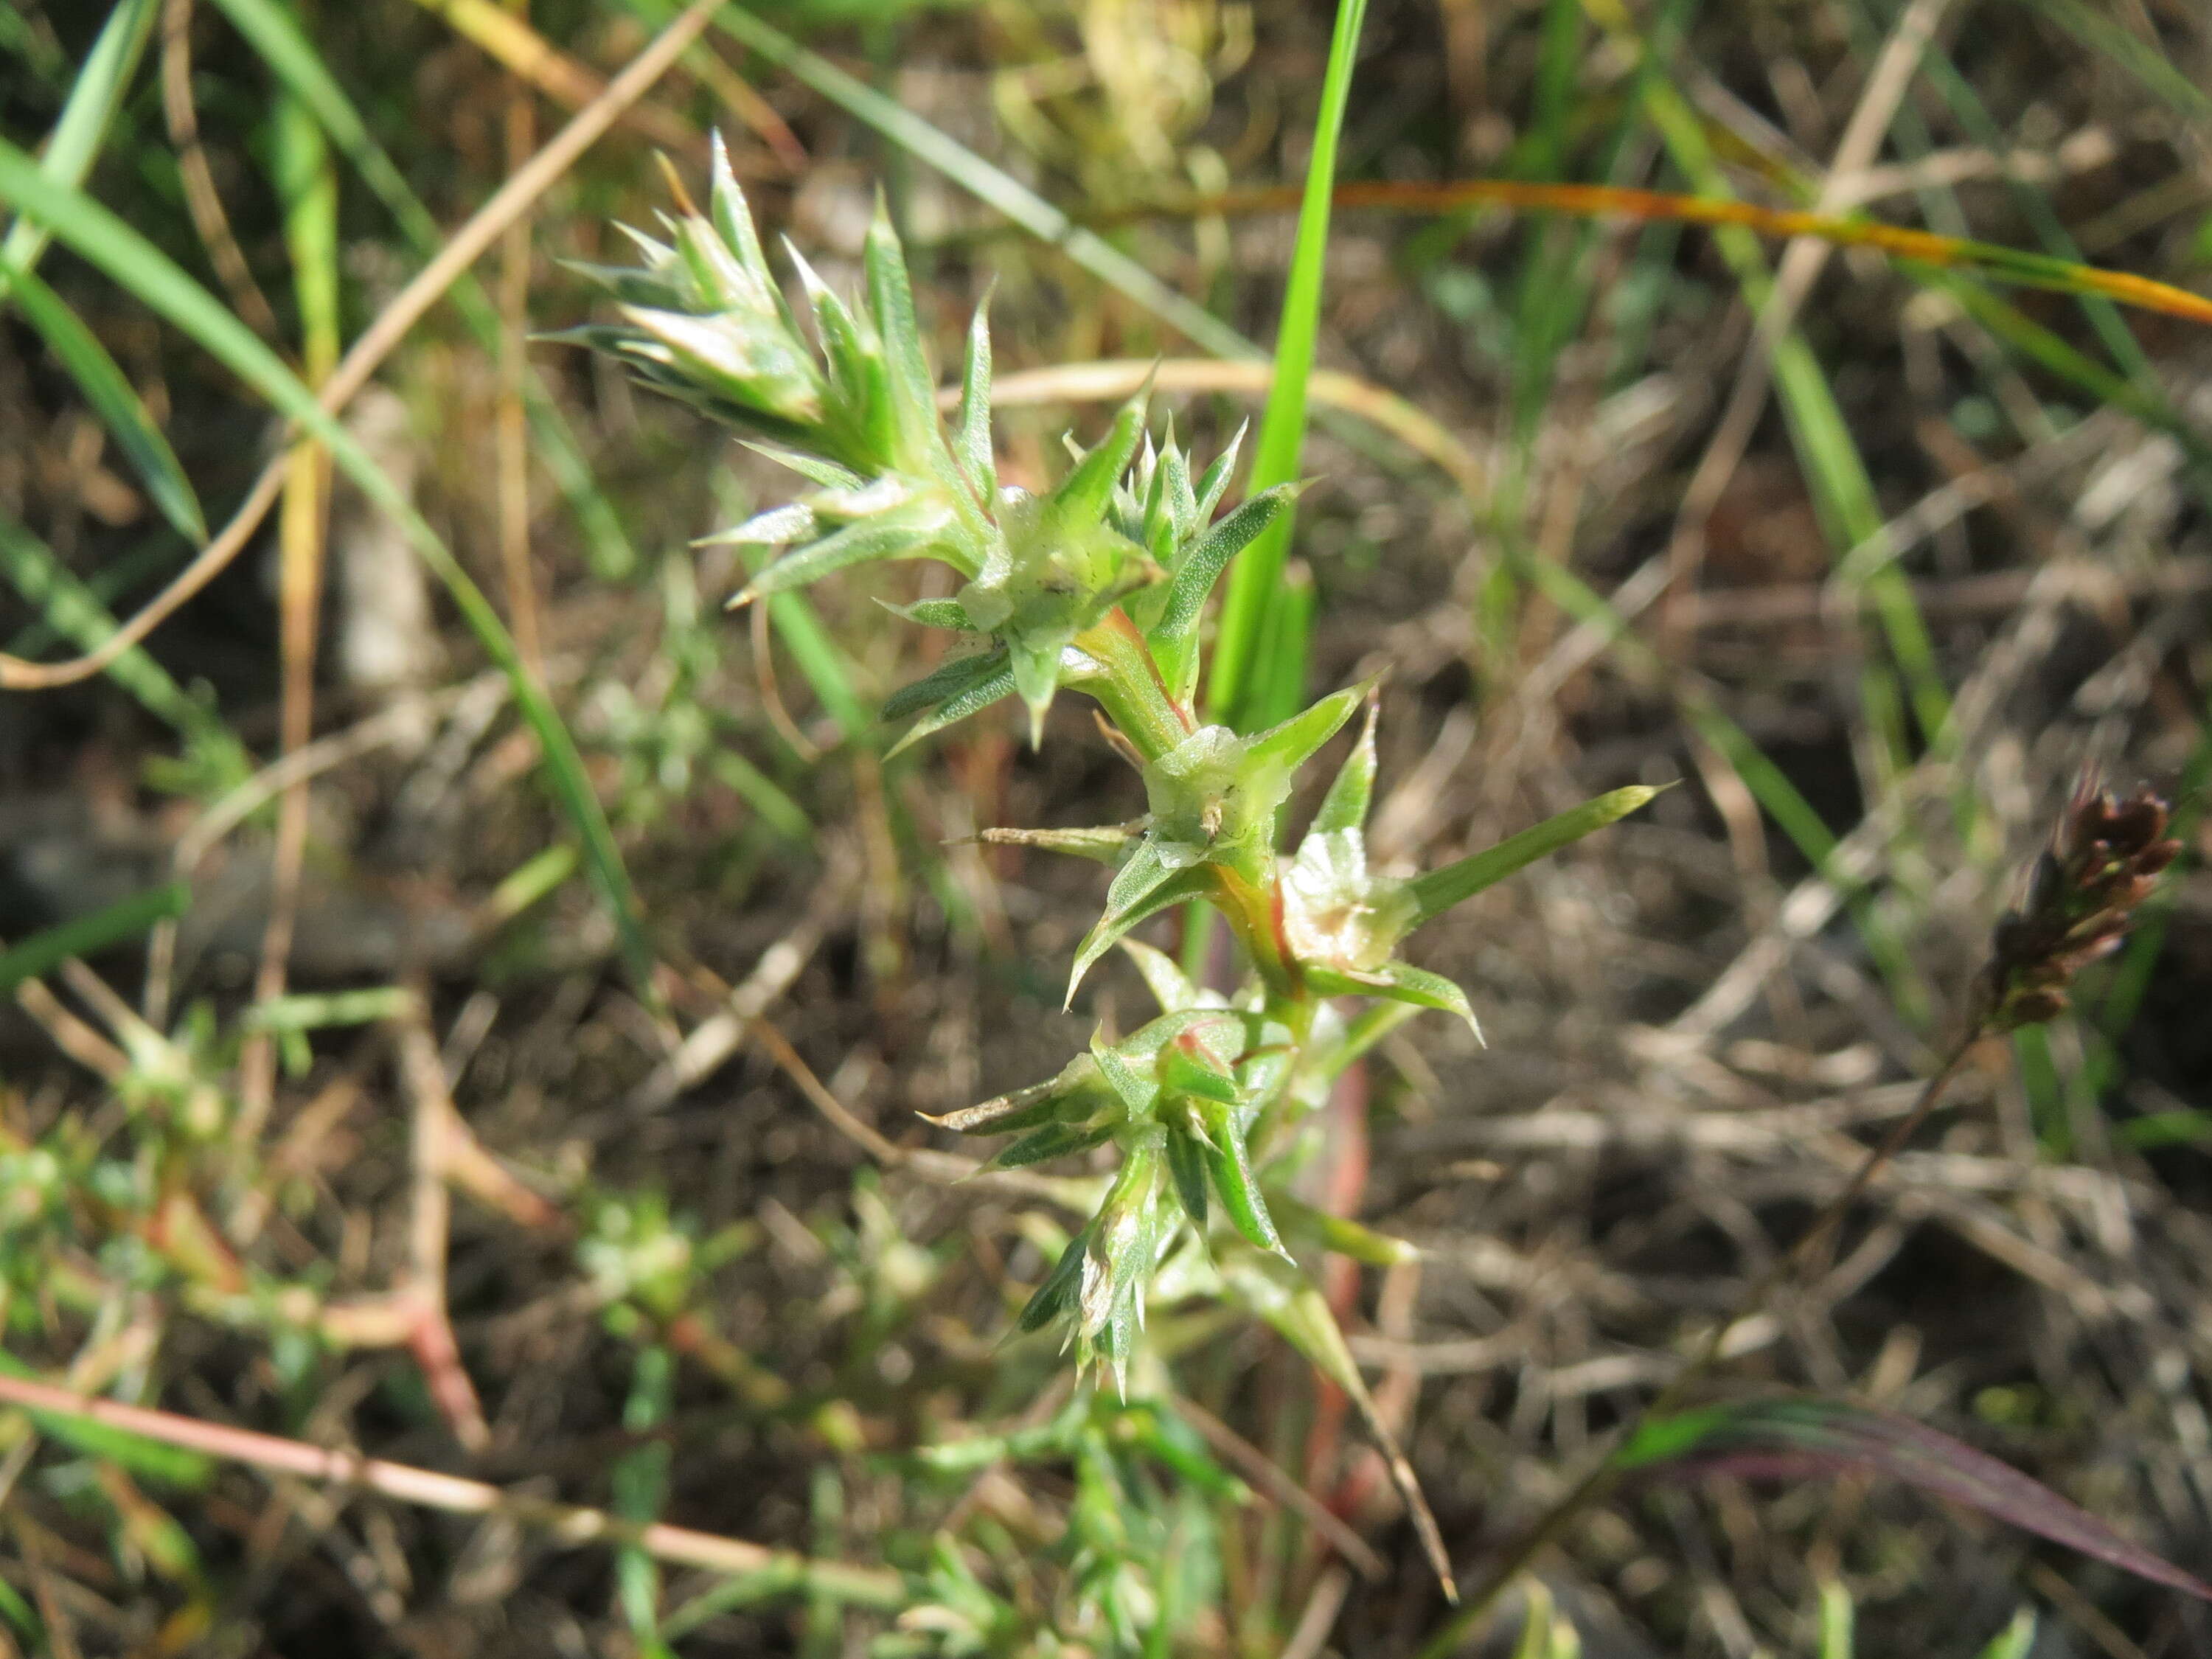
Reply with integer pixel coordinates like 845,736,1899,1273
926,947,1294,1391
567,133,1288,748
906,1390,1244,1656
571,144,1663,1395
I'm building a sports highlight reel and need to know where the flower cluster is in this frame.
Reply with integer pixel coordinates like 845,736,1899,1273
574,146,1658,1388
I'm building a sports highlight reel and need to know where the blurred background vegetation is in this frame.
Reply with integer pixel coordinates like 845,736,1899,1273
1,0,2211,1653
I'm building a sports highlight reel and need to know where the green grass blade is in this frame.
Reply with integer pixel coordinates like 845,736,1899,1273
0,0,204,540
1816,1581,1854,1659
1899,34,2152,388
0,0,159,277
613,1345,675,1650
2014,0,2211,122
271,92,340,372
1927,273,2212,472
1588,22,1945,769
1975,1610,2038,1659
206,0,638,579
767,594,872,745
0,509,245,781
1509,549,1928,1018
0,880,189,1000
3,529,172,658
7,261,206,540
1206,0,1368,731
1240,563,1315,733
0,138,655,996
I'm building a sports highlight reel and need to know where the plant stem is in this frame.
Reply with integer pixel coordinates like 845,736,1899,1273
1414,1022,1986,1656
0,1371,905,1607
1076,610,1194,762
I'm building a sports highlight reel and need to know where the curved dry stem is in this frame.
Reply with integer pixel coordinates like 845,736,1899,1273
0,1371,903,1605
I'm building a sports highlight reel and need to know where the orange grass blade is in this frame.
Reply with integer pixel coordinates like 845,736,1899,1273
1136,181,2212,330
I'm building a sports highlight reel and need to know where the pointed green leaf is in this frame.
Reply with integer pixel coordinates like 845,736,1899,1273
1054,389,1150,525
739,442,863,490
1161,428,1197,549
885,660,1018,758
554,260,683,307
1017,1220,1093,1332
878,596,973,630
1307,689,1380,839
785,241,873,417
923,1056,1103,1134
616,303,822,424
1197,1102,1284,1258
731,501,952,605
1244,678,1370,779
1067,866,1215,1005
1009,636,1062,749
709,132,780,299
953,294,995,502
1102,838,1173,921
1090,1037,1158,1116
1165,1132,1211,1232
994,1120,1116,1170
861,192,939,465
700,501,817,548
882,647,1007,721
1307,961,1481,1040
1406,784,1667,923
1193,421,1246,522
1267,1192,1420,1266
674,209,771,318
1151,485,1297,703
1159,1043,1240,1106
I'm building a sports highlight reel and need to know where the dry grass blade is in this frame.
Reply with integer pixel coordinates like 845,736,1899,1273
0,0,723,692
406,0,700,152
0,1373,903,1603
160,0,282,342
1170,1394,1388,1580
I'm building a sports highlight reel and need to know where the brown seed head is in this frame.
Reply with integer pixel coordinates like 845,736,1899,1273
1979,781,2183,1032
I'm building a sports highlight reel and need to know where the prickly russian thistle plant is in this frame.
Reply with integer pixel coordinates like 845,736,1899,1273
572,139,1658,1441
